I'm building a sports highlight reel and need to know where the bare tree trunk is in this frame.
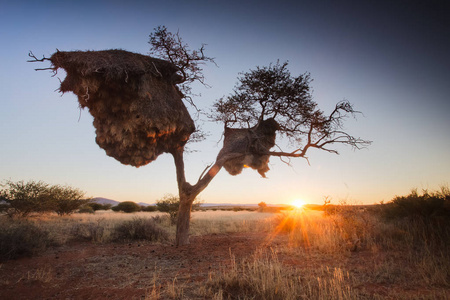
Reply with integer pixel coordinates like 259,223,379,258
176,193,194,246
171,147,226,246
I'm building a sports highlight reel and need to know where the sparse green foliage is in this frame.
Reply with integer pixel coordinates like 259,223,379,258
211,61,371,155
50,185,90,216
111,201,141,213
0,180,53,217
0,180,89,217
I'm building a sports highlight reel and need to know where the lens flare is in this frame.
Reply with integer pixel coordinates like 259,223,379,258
292,199,306,209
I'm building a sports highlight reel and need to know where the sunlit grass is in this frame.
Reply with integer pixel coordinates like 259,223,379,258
1,193,449,299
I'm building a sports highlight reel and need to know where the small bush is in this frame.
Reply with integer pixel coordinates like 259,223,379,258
112,201,141,213
113,217,169,242
87,203,112,211
78,205,95,214
0,222,55,261
258,201,267,212
156,194,201,224
141,205,158,212
70,219,109,242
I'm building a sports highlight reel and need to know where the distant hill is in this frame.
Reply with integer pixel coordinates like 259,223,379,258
92,198,153,207
91,198,295,208
92,197,120,206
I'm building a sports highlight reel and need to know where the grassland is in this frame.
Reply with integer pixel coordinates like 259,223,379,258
0,201,449,299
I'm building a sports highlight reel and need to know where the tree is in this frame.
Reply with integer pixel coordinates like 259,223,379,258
0,180,53,218
148,30,370,246
30,26,370,246
0,180,89,217
50,184,90,216
258,201,268,212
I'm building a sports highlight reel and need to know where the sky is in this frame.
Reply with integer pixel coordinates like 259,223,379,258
1,0,449,205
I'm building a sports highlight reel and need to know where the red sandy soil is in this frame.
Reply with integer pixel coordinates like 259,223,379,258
0,233,285,300
0,232,446,299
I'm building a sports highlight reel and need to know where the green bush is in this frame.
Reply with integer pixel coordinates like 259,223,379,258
113,217,169,242
0,222,55,261
112,201,141,213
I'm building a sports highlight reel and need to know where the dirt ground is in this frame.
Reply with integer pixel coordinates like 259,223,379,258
0,231,448,299
0,232,286,300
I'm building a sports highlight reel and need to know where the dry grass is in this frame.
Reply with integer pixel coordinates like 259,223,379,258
206,249,359,300
1,206,449,299
200,207,449,299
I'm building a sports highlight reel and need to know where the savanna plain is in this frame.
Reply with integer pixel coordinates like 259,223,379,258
1,189,449,300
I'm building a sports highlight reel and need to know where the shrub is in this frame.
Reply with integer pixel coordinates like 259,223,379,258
78,205,95,214
141,205,158,212
113,217,169,242
0,180,90,217
380,188,450,221
70,219,109,242
258,201,267,212
156,194,202,224
0,221,55,261
0,180,53,217
50,185,90,216
112,201,141,213
87,202,112,211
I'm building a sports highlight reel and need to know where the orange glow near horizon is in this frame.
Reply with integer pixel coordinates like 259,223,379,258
292,198,306,209
262,206,311,248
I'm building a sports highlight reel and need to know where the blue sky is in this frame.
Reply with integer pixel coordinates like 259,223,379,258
1,0,449,205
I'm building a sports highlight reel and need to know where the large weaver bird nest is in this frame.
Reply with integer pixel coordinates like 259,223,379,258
50,49,195,167
217,118,279,178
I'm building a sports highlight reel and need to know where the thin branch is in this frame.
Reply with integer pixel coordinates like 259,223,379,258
27,51,51,63
197,163,213,183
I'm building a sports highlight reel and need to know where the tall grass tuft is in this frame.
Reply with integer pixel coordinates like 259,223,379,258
113,217,169,242
207,250,359,300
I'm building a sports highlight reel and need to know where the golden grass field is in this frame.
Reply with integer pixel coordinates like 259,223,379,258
0,204,449,299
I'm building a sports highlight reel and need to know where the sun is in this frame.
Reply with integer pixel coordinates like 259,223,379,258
292,199,306,209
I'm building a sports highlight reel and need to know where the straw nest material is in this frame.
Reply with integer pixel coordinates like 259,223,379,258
217,118,279,177
50,49,195,167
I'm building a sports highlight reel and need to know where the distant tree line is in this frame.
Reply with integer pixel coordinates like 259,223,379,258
0,180,90,217
0,180,200,223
